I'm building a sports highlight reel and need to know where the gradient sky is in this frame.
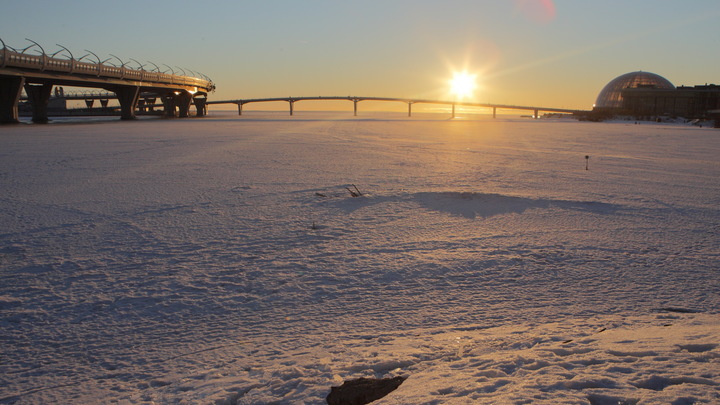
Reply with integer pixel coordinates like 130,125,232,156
2,0,719,111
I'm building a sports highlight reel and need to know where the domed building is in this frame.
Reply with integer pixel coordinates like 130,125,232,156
595,71,675,109
591,71,719,122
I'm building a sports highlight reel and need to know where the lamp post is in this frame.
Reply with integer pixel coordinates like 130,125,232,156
147,61,161,72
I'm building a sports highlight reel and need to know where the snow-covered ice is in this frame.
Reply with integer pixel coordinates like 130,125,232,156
1,112,718,404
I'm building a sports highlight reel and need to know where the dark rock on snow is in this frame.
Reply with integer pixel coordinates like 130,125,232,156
326,376,407,405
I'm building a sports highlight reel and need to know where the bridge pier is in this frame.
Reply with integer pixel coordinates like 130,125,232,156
85,99,94,108
145,98,157,112
408,102,413,117
177,91,193,118
113,86,140,120
289,100,295,116
193,95,207,117
452,103,455,119
237,102,243,116
493,107,496,119
534,109,539,119
0,76,25,124
353,99,358,116
24,83,53,123
162,92,178,118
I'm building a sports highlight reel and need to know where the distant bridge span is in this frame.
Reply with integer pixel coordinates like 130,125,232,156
1,39,215,123
207,96,588,118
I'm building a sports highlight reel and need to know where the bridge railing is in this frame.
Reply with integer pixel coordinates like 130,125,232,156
1,38,214,92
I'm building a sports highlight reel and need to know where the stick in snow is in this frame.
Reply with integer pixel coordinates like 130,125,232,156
346,184,363,197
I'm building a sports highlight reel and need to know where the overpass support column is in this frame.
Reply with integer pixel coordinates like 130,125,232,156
24,83,53,123
237,102,243,116
193,95,207,117
353,99,358,116
0,76,25,124
145,98,157,112
176,91,193,118
162,93,177,118
289,100,294,116
493,107,496,119
114,86,140,120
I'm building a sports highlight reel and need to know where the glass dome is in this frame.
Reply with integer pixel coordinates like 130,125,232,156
595,71,674,108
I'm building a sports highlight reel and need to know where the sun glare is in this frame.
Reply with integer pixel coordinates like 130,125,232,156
450,72,477,99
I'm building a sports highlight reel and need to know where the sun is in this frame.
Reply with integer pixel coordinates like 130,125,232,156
449,71,477,99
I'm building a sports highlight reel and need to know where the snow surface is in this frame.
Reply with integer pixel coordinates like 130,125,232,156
1,112,719,404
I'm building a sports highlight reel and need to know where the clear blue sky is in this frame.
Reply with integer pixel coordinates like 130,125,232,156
2,0,719,110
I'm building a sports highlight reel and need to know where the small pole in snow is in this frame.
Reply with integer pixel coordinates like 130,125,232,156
346,184,363,197
585,155,590,170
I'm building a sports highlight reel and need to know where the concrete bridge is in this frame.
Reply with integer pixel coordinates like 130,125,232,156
0,39,214,123
207,96,587,119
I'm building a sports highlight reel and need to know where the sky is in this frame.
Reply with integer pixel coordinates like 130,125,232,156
2,0,720,111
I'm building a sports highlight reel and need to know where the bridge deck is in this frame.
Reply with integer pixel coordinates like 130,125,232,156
207,96,586,116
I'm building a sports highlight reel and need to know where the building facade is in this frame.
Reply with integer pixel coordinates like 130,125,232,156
621,85,720,118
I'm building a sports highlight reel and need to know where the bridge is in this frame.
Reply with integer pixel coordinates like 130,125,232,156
207,96,587,119
0,39,215,123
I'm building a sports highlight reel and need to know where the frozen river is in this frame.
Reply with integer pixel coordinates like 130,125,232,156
1,112,719,404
